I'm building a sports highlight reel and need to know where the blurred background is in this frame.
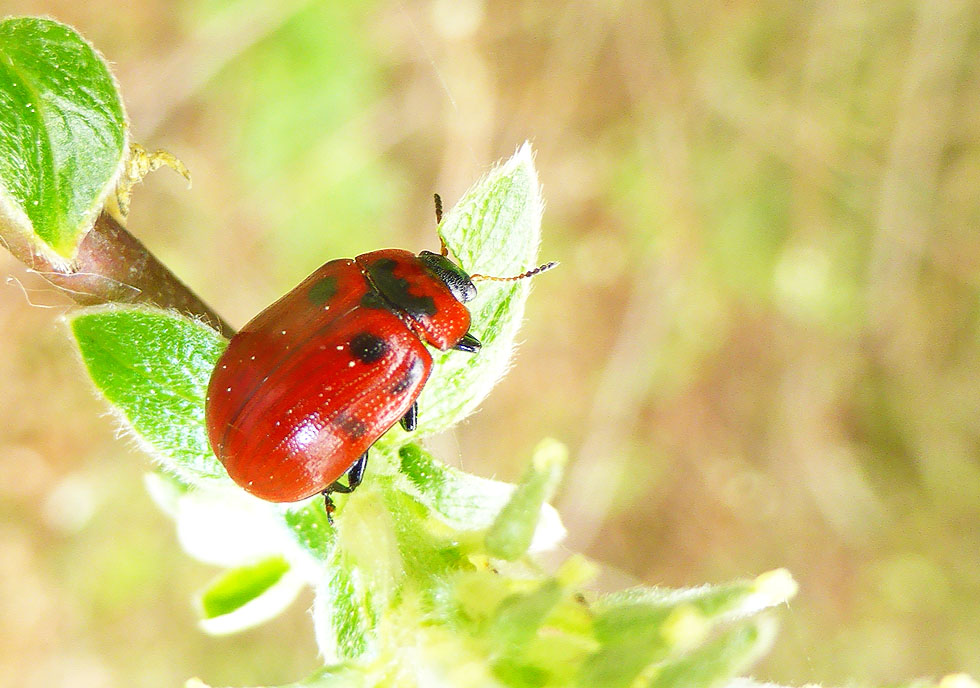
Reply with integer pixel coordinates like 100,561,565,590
2,0,979,686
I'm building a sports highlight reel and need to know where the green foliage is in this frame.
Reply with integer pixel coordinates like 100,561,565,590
382,142,545,441
8,14,968,688
67,147,798,688
0,17,126,261
200,556,291,619
70,307,228,484
485,438,566,561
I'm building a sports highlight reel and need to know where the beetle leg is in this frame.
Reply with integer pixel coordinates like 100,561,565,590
346,452,368,491
400,401,418,432
323,451,369,495
326,452,368,494
322,493,336,522
453,332,482,353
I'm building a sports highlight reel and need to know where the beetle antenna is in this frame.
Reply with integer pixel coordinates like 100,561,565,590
433,193,443,224
433,194,449,256
471,261,559,282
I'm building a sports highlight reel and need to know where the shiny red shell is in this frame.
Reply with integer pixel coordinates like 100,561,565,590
205,249,472,502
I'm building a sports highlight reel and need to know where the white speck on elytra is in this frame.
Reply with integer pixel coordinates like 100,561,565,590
250,355,256,360
348,361,355,368
275,421,281,427
281,330,287,335
226,387,232,392
336,345,344,351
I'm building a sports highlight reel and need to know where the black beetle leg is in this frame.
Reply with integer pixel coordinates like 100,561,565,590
322,493,336,522
324,451,369,496
453,332,481,353
400,401,418,432
322,452,368,519
346,453,368,491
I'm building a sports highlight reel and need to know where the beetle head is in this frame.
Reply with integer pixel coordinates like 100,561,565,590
417,250,477,304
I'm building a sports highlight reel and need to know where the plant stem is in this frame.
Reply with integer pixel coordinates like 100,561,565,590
5,211,234,337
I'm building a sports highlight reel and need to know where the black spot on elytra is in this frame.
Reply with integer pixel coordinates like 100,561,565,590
308,276,338,305
360,291,387,309
391,357,425,394
350,332,388,364
334,412,368,440
366,258,437,319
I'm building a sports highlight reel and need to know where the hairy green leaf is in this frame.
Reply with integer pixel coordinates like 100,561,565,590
69,307,227,483
397,443,566,549
379,143,546,442
0,17,126,260
315,550,379,662
282,501,336,564
576,571,796,688
486,439,567,560
489,580,563,658
594,568,798,624
649,617,778,688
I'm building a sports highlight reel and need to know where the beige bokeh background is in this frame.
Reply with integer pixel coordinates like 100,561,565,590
2,1,980,686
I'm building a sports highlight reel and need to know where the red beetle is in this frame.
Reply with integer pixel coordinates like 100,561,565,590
206,197,553,507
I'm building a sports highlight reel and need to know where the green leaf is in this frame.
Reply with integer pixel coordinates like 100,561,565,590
397,443,514,527
69,306,228,483
0,17,127,261
199,556,290,619
485,439,567,560
315,549,379,662
489,579,563,657
576,604,676,688
397,443,566,550
649,617,778,688
197,556,306,636
380,142,545,441
281,501,337,565
595,569,798,624
576,571,797,688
